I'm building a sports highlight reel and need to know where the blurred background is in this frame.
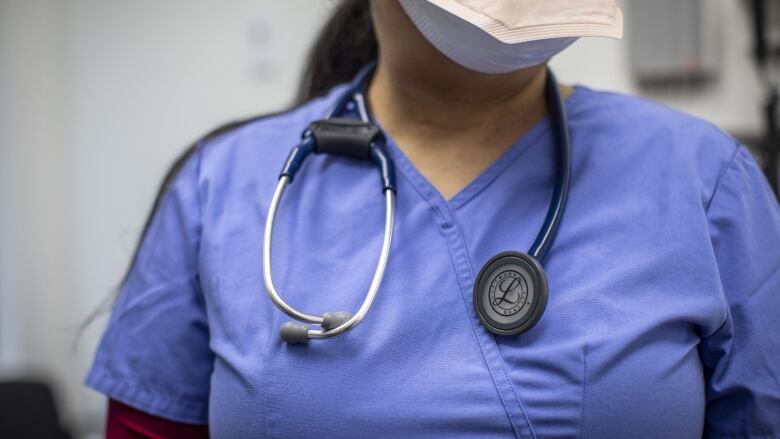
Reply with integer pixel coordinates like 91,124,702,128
0,0,776,437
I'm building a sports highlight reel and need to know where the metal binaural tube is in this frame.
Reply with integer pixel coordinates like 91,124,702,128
263,178,396,341
263,176,324,325
307,190,395,339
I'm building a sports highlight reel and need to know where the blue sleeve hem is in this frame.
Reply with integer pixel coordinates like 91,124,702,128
85,365,208,425
705,434,780,439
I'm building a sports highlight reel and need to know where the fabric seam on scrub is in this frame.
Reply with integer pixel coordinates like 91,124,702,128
192,141,211,315
112,274,195,322
445,204,530,438
195,129,273,435
378,141,521,424
377,87,593,439
193,139,206,241
385,141,536,437
448,85,589,210
261,310,272,439
432,88,593,438
704,143,741,214
443,203,538,439
705,263,780,344
701,144,751,339
579,345,587,438
261,326,272,439
86,366,208,424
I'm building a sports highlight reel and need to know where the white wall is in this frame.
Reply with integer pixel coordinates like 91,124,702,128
0,0,76,411
0,0,766,437
1,0,334,435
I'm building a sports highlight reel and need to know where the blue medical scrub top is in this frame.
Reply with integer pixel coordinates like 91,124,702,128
87,76,780,438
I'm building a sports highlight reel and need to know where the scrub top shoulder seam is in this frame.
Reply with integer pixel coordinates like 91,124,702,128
704,142,742,214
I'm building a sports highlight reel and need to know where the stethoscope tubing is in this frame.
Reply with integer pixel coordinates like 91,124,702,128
528,71,571,261
263,81,396,340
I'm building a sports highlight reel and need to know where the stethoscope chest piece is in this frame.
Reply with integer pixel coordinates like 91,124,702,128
473,251,548,336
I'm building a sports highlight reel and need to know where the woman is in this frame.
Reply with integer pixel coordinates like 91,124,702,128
87,1,780,438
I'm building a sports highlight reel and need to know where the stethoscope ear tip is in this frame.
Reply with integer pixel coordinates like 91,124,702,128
280,321,311,344
321,311,353,331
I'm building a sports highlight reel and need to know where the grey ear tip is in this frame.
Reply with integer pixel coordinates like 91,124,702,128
280,322,310,344
321,311,353,330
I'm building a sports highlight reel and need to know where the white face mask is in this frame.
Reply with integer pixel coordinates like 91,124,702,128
398,0,623,75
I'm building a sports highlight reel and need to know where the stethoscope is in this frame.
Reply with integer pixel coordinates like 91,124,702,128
264,64,570,343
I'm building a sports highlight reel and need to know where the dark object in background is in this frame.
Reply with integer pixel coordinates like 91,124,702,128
628,0,721,86
749,0,780,197
0,381,71,439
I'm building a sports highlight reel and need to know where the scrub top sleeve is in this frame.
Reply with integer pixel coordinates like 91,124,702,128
85,145,213,425
701,145,780,438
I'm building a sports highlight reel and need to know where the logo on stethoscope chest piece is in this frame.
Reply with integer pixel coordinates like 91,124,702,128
474,251,548,336
488,270,529,316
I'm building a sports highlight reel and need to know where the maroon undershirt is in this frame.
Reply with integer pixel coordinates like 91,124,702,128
107,399,209,438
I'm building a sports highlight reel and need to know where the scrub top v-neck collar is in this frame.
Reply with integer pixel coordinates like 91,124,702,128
375,86,587,211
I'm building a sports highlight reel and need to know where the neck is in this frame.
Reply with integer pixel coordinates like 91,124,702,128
363,0,568,199
368,60,548,135
366,0,559,144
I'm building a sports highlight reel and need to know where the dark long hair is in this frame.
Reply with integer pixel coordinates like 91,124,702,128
80,0,377,330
